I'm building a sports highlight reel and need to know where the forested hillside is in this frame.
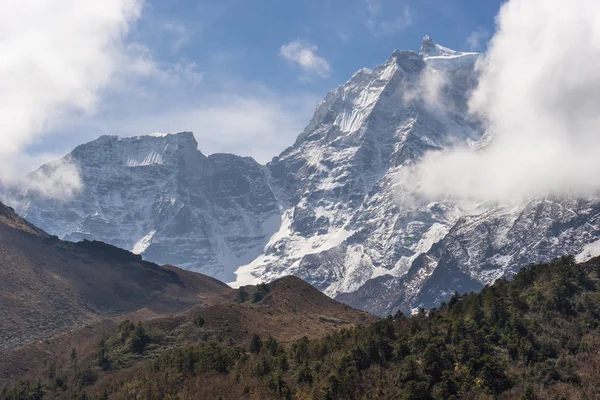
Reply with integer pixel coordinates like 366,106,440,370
5,256,600,399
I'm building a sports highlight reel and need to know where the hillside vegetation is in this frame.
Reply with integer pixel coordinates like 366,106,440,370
4,256,600,399
0,200,233,351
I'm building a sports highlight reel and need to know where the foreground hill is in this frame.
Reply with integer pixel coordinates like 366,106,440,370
4,255,600,399
0,201,234,350
0,202,374,391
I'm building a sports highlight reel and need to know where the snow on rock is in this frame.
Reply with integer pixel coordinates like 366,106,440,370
15,132,281,283
576,238,600,262
132,230,156,254
12,37,600,316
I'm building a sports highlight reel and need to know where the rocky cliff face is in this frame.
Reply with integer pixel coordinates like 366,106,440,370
16,132,280,282
12,37,600,315
234,37,486,307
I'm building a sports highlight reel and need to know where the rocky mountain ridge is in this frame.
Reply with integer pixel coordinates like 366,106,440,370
10,36,600,315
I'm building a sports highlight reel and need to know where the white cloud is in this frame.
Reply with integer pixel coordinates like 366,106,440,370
366,2,413,36
138,92,319,163
115,43,204,89
0,1,327,197
403,68,449,110
402,0,600,204
27,45,314,166
279,40,331,80
466,28,490,52
0,0,143,196
26,158,83,200
52,80,319,164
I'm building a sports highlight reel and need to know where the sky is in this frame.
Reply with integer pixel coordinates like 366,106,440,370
5,0,502,171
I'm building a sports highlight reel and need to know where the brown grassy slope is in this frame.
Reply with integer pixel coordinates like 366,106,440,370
0,201,376,387
0,203,47,237
212,276,376,345
0,277,375,387
0,201,231,350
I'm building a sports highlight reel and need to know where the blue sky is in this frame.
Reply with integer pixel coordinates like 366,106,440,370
133,0,500,92
28,0,503,165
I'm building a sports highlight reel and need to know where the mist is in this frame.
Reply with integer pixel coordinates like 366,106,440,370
0,0,142,197
403,67,449,111
404,0,600,204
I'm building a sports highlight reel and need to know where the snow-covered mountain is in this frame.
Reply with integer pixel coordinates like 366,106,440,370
15,132,280,282
11,37,600,315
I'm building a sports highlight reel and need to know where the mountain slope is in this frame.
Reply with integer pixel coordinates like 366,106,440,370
236,38,600,314
15,133,280,282
234,37,486,301
0,205,374,387
11,36,600,316
0,274,374,387
0,202,47,236
5,256,600,399
0,200,231,350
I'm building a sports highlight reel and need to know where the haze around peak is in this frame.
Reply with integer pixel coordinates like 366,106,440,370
0,0,143,198
403,0,600,204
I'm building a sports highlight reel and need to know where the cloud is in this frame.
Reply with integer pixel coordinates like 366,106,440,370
366,2,413,36
25,158,83,200
0,0,143,197
161,21,190,52
403,68,449,111
51,80,319,164
280,40,332,80
27,42,314,166
402,0,600,204
141,92,319,163
115,43,204,89
466,28,490,52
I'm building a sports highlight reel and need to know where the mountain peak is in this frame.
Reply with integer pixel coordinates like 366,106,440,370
126,131,199,149
68,131,202,168
390,49,426,74
147,131,197,143
420,35,438,56
91,131,198,147
419,35,463,58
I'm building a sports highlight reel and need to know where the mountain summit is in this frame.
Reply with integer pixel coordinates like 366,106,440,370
420,35,460,57
11,38,600,315
17,132,280,282
420,34,438,56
